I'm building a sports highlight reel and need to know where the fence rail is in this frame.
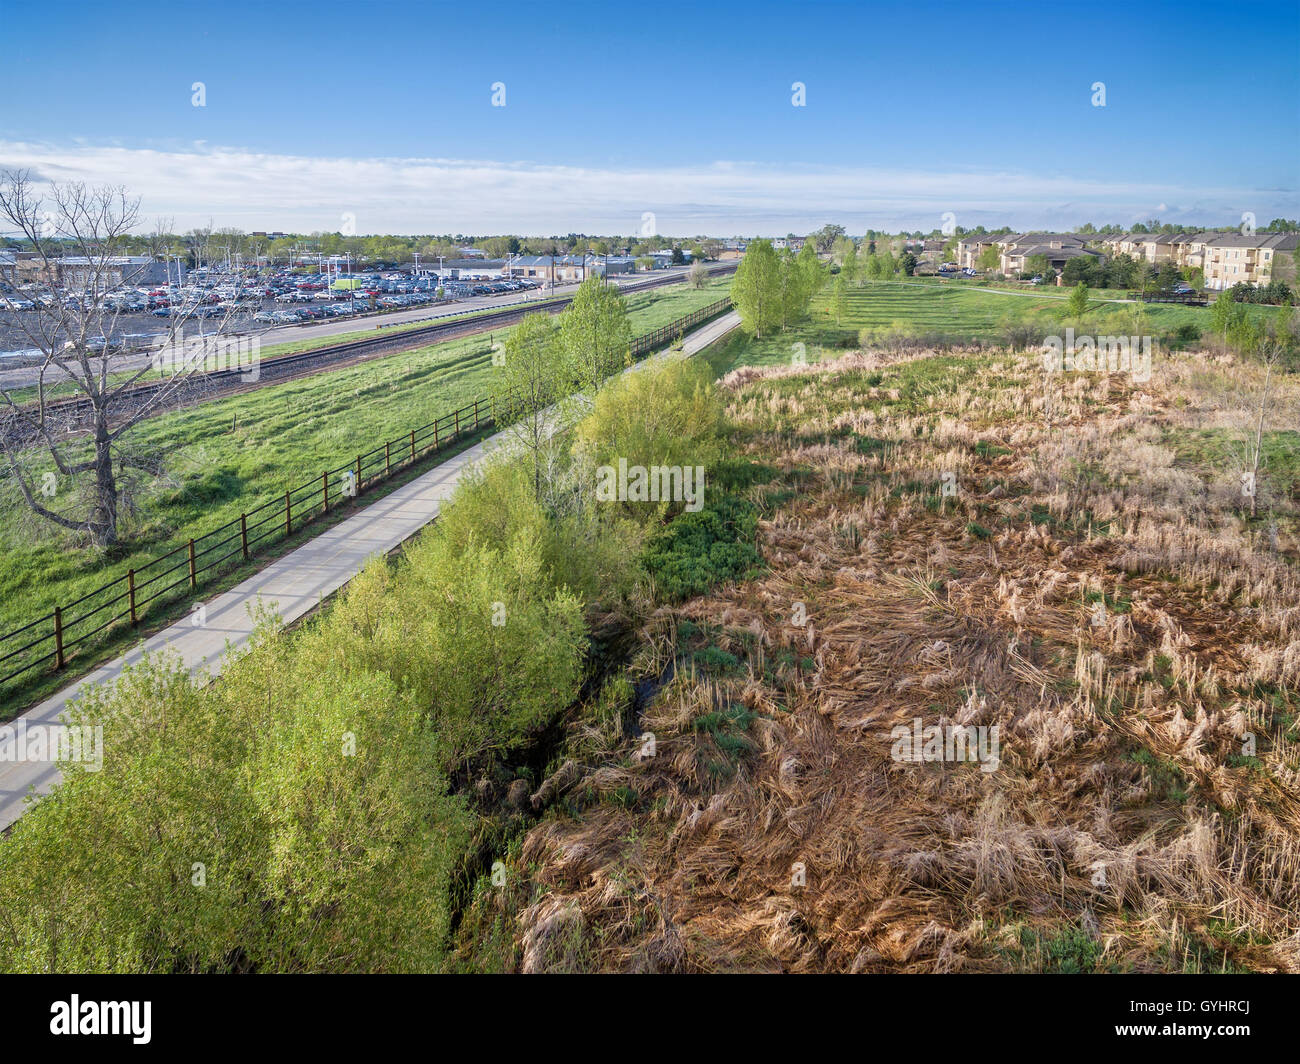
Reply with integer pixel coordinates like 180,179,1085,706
1126,289,1210,306
0,295,734,696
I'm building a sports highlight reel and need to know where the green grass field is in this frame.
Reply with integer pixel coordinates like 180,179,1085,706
0,292,572,407
0,277,730,703
702,280,1290,377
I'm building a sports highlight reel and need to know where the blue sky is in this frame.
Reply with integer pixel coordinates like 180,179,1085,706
2,0,1297,234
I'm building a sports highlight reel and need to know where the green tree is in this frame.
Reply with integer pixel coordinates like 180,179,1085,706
797,239,825,297
831,272,847,323
731,239,782,337
842,242,859,284
492,313,568,498
1210,289,1238,340
559,276,631,394
976,246,1001,273
812,223,846,252
1066,281,1089,319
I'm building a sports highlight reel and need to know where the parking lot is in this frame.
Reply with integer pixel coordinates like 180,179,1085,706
0,265,699,388
0,264,703,363
0,267,550,358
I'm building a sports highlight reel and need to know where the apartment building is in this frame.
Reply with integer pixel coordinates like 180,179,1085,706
954,233,1009,270
1202,232,1299,290
999,234,1102,276
944,228,1296,287
954,232,1098,275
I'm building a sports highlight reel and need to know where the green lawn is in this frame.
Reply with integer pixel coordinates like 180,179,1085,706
0,293,572,406
0,278,730,706
703,281,1289,377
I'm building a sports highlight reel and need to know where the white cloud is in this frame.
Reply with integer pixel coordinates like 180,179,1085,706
1,140,1292,235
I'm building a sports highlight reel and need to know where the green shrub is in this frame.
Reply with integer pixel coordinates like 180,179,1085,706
574,358,725,522
642,495,763,601
0,507,587,972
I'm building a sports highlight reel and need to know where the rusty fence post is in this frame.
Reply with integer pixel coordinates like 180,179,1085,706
53,606,64,669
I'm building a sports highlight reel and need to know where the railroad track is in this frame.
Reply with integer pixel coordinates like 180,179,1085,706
3,263,737,444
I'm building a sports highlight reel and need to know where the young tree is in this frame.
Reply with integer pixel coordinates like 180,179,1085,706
688,259,708,289
797,239,825,298
731,239,782,338
492,313,568,499
1066,282,1090,319
1210,289,1243,341
0,171,240,546
976,246,1001,273
1232,337,1289,519
559,276,630,394
842,242,859,285
831,272,847,323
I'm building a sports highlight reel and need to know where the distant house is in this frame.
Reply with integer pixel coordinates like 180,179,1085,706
0,250,16,285
459,247,488,259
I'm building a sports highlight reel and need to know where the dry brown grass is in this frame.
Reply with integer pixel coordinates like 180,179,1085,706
514,343,1300,973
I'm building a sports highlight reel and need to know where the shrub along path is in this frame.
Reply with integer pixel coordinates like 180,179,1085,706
0,310,741,831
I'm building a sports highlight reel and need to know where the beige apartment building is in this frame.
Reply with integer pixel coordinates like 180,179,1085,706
1095,230,1298,287
954,228,1297,287
954,232,1098,275
1201,232,1299,289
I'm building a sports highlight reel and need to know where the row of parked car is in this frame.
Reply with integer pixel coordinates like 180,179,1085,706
1,268,549,351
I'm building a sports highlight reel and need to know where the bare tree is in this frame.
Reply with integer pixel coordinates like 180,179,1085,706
1232,337,1288,520
0,170,242,546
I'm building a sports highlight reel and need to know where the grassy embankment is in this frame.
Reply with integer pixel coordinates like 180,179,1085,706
0,278,730,712
703,280,1290,377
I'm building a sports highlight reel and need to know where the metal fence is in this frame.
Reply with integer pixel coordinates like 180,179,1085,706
0,295,734,696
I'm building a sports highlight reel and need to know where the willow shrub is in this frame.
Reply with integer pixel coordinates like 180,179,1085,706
573,357,725,523
0,503,587,972
440,444,645,609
